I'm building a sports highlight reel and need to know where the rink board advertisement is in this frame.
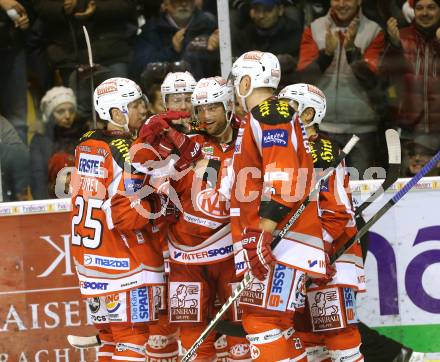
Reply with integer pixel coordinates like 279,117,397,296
0,178,439,357
352,177,440,355
0,199,97,361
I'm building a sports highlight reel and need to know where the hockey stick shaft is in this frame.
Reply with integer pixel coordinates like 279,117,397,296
354,129,401,216
83,26,96,129
181,135,359,362
331,149,440,263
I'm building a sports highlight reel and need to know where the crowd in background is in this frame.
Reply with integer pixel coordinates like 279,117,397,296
0,0,439,201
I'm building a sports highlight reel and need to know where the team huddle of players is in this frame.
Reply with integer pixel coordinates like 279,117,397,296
70,50,365,362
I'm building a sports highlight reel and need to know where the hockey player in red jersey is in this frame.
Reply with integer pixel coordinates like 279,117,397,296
279,83,365,362
70,77,166,362
171,76,251,362
228,51,326,361
112,72,200,362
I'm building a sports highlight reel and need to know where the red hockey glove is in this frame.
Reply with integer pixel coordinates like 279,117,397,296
139,111,190,145
311,242,336,286
157,137,175,160
147,192,180,225
241,228,275,281
165,128,202,172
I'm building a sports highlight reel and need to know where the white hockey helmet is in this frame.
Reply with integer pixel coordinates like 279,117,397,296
94,77,145,130
278,83,326,127
191,76,234,113
161,71,197,107
230,51,280,112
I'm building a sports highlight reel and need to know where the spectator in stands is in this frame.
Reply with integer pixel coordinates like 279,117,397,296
33,0,137,85
404,134,440,176
382,0,440,143
0,0,30,143
297,0,385,179
231,0,303,86
131,0,219,80
0,114,30,201
30,87,87,200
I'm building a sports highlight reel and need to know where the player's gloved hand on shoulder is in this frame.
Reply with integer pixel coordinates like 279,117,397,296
139,111,191,145
311,241,336,286
147,192,180,225
241,227,275,280
164,128,202,172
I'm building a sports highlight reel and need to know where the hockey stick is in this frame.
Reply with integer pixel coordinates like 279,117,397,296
181,135,360,361
331,149,440,263
354,129,401,217
83,26,96,129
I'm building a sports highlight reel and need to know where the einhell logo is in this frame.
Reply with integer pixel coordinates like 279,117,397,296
97,81,118,96
175,80,187,88
196,92,208,100
214,76,226,85
243,51,263,61
307,84,325,99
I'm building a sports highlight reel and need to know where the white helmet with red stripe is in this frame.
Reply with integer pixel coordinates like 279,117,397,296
230,51,280,112
191,76,234,113
161,71,197,106
278,83,326,127
94,77,146,130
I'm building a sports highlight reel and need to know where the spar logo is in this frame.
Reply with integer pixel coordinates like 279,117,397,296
196,188,230,219
105,294,121,313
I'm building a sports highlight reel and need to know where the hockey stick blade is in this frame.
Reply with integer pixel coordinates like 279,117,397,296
332,149,440,263
355,129,401,216
67,334,101,349
182,135,359,361
82,26,97,129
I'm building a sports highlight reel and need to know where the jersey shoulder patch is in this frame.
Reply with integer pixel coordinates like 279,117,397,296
310,135,339,169
251,98,295,125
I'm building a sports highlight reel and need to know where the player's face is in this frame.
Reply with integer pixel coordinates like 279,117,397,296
330,0,360,23
53,102,76,128
195,102,227,136
414,0,440,28
166,92,193,133
128,97,148,132
250,4,281,29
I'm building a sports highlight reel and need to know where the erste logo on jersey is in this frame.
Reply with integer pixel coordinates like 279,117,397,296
267,263,295,312
196,188,230,219
78,153,105,178
262,129,288,148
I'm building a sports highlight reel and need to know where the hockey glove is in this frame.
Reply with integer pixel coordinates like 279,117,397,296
310,242,336,286
165,128,202,172
147,192,180,225
139,111,191,145
241,228,275,281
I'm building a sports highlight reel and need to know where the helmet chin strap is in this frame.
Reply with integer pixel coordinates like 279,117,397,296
235,77,253,113
211,111,233,139
108,109,130,132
